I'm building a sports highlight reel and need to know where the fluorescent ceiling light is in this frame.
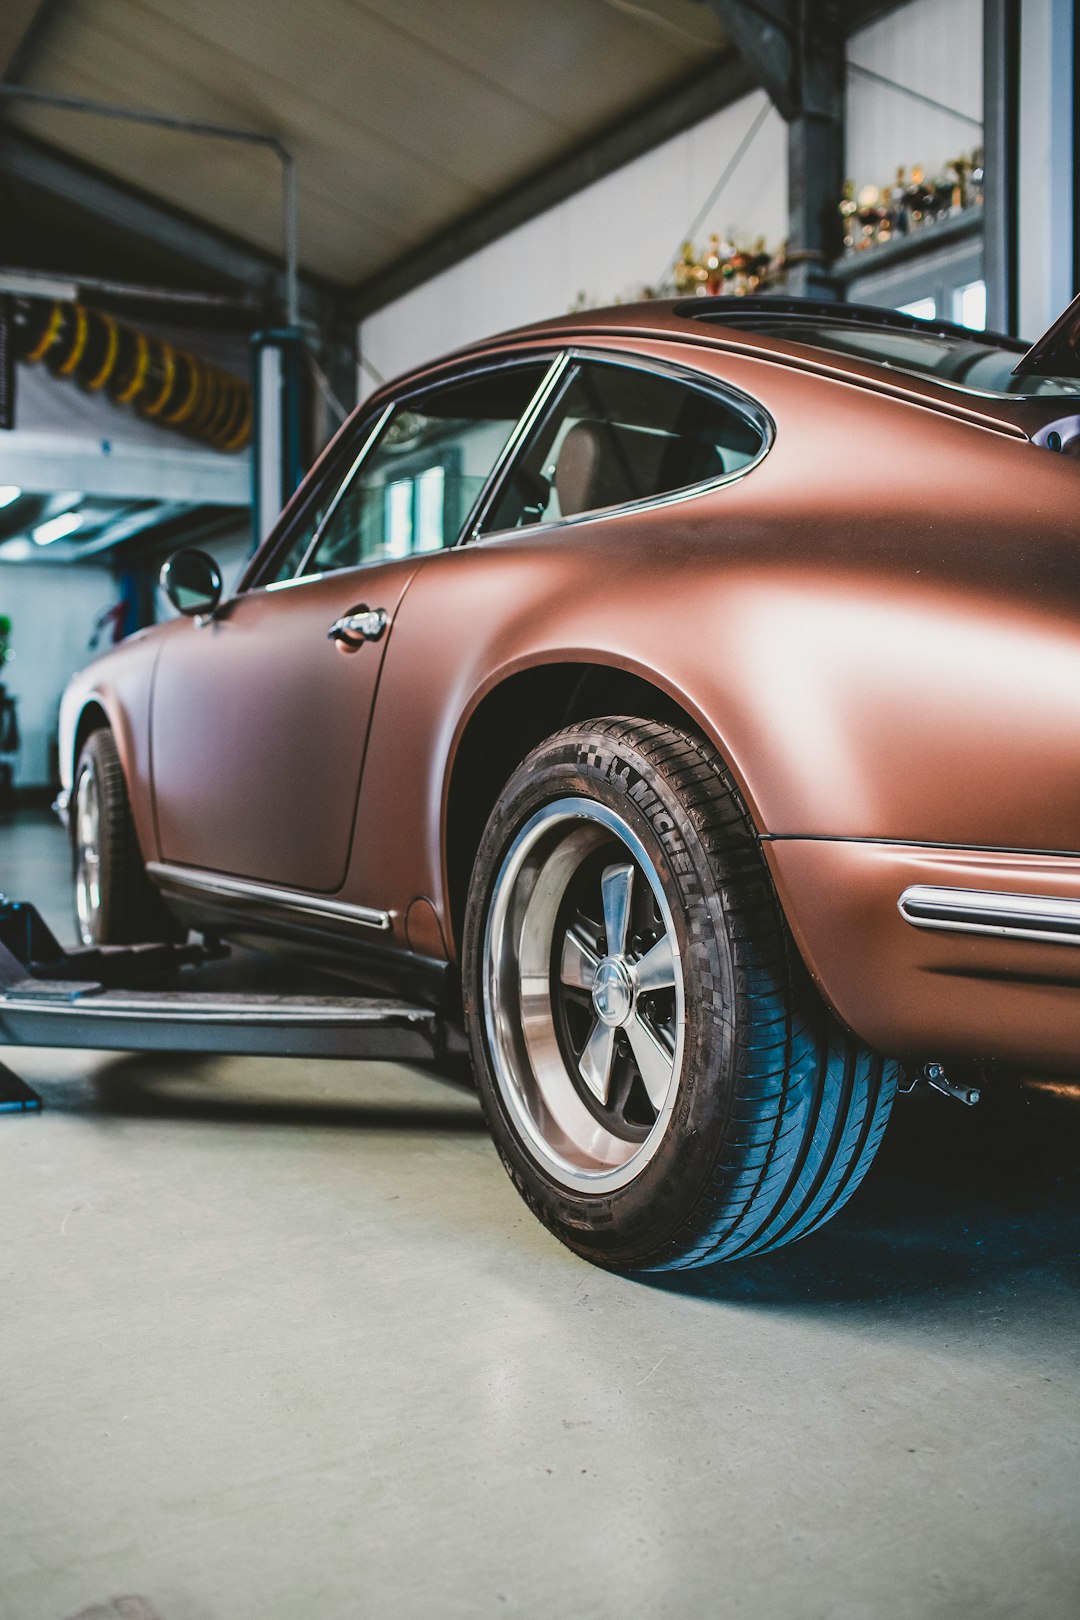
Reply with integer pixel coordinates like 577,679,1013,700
0,538,35,563
33,511,83,546
0,271,78,301
0,485,20,509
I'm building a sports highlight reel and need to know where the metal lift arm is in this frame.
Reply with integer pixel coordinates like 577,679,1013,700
0,896,443,1110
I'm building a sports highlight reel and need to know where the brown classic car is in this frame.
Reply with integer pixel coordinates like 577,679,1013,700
58,294,1080,1271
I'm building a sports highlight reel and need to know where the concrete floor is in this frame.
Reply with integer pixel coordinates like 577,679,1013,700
0,811,1077,1620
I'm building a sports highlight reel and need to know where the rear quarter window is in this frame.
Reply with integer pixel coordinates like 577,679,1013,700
483,358,768,533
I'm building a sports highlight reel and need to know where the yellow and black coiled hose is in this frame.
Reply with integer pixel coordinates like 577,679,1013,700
14,298,252,452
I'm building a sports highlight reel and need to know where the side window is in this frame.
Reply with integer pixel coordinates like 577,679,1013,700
483,360,764,534
266,436,359,584
299,364,549,576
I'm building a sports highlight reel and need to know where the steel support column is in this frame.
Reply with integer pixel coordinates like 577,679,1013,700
703,1,844,298
1075,0,1080,293
983,0,1020,335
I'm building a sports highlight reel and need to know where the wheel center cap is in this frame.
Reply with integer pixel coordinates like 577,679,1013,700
591,956,634,1028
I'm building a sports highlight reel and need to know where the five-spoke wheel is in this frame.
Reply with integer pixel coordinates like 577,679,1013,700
73,757,103,946
483,797,685,1194
465,717,900,1272
71,728,180,946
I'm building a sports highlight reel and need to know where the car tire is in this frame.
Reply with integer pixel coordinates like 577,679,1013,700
72,728,180,946
462,717,900,1270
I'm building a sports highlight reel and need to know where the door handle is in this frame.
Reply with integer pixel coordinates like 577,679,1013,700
327,607,388,653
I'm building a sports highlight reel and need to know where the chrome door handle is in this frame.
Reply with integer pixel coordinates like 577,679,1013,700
327,607,387,652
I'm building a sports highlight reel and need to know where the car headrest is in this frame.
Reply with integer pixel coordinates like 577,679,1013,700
554,418,726,518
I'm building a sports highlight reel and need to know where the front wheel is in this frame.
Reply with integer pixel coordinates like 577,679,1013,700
463,718,900,1271
73,728,179,945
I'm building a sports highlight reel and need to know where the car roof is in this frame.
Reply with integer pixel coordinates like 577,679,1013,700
370,298,1062,439
543,294,1027,353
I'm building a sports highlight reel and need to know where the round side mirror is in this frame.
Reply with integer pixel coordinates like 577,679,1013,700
160,549,223,618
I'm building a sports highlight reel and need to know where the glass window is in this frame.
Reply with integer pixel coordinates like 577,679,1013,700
953,280,987,331
283,364,548,579
265,433,360,585
896,296,937,320
687,307,1079,398
484,361,764,534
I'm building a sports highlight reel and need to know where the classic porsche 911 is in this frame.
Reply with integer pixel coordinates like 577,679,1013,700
58,293,1080,1271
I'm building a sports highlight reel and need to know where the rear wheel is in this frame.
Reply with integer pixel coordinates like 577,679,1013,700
463,717,900,1271
73,728,178,945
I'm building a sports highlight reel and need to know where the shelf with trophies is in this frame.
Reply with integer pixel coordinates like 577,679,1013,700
670,235,787,299
568,148,983,315
831,148,984,284
568,232,788,314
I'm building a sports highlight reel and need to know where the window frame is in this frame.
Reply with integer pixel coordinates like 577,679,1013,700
242,350,568,593
467,347,775,544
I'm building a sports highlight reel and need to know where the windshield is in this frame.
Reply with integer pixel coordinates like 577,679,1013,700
685,310,1080,399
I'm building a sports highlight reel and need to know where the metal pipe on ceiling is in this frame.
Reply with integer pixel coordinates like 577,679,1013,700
0,267,261,313
0,82,299,328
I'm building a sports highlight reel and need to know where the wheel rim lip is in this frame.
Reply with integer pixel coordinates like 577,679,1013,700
482,795,685,1195
74,764,101,946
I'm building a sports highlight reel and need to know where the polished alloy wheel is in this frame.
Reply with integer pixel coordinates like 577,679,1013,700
74,763,102,946
483,796,685,1194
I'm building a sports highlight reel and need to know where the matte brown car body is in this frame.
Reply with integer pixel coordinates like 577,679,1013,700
59,302,1080,1076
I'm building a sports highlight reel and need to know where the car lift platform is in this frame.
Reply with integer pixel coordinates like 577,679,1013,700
0,895,443,1112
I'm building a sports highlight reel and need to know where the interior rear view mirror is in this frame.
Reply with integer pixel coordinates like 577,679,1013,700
160,549,223,618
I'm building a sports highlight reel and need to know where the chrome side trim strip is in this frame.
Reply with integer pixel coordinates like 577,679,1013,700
898,885,1080,947
0,996,417,1023
146,862,392,932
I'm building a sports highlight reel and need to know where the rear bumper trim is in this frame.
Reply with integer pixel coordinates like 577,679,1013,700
898,884,1080,947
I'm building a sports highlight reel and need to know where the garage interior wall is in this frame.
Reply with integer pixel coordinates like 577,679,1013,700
358,88,786,394
845,0,984,188
0,562,117,787
848,0,1077,341
1,309,255,790
360,0,1075,391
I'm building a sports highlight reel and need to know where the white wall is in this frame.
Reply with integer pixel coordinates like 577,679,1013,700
0,526,253,790
846,0,983,189
359,89,787,393
0,563,118,787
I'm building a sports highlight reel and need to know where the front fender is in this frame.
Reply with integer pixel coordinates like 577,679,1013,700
59,626,168,864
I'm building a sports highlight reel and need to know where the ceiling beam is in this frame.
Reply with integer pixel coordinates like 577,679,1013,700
0,0,65,85
0,125,336,324
698,0,800,119
700,2,844,295
350,50,757,321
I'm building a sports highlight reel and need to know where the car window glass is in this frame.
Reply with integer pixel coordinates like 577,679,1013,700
483,361,763,534
687,310,1080,399
266,447,353,584
297,364,549,576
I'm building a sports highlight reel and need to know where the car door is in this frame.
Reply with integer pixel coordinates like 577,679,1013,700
150,357,556,894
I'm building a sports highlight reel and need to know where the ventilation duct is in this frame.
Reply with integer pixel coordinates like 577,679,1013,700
13,298,251,452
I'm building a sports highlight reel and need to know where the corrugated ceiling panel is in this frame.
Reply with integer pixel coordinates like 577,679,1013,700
10,0,728,284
